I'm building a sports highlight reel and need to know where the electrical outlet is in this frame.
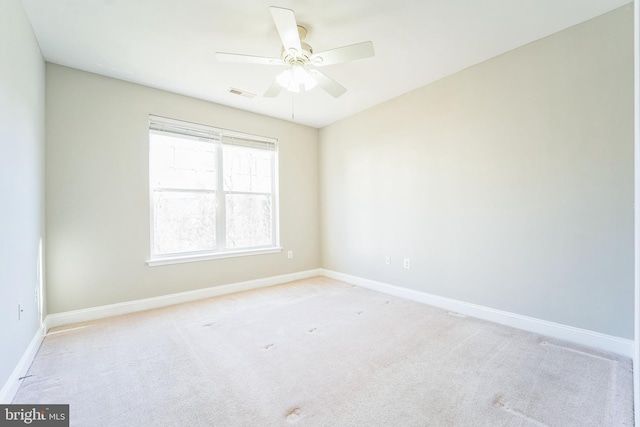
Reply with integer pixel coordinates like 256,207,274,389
403,258,411,269
385,257,390,265
287,250,293,259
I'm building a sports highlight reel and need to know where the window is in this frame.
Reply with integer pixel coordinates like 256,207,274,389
147,115,279,265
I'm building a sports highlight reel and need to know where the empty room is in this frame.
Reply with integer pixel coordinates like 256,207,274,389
2,0,639,426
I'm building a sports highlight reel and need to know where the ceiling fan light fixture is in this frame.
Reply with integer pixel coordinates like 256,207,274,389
276,64,317,93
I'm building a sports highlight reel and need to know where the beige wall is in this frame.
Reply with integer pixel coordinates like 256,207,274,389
0,0,45,389
320,5,634,338
45,64,319,314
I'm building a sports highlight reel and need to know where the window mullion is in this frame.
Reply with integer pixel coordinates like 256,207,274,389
225,190,272,196
271,150,278,247
153,188,215,194
215,140,226,251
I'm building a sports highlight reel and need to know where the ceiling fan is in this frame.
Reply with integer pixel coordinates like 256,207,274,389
216,6,375,98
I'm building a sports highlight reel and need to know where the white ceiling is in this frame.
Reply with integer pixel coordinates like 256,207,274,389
21,0,631,128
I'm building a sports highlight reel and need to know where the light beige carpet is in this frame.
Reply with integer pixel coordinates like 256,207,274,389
13,276,633,426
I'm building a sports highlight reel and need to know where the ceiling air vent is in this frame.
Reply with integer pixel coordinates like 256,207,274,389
228,88,256,98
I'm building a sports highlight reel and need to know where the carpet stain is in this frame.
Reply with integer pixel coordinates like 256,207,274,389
447,311,466,318
538,338,619,362
356,311,364,315
285,407,302,422
264,344,275,350
308,328,317,333
494,394,548,427
493,394,511,410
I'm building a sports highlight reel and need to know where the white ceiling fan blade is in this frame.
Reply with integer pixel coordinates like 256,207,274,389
312,41,375,67
270,6,302,54
264,79,284,98
310,70,347,98
216,52,284,66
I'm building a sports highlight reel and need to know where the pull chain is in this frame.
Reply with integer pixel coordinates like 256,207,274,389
291,93,295,120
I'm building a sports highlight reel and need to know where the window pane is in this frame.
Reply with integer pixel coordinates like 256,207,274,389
149,116,279,261
223,145,272,193
150,133,216,190
226,194,272,249
153,190,216,254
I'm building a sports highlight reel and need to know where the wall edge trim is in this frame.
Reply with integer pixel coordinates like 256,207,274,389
0,326,45,404
45,269,323,330
320,269,634,358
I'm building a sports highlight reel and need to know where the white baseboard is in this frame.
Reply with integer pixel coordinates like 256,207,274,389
45,269,322,330
0,326,45,403
37,266,635,358
321,269,634,358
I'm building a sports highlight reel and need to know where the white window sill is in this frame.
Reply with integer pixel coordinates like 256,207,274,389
146,247,283,267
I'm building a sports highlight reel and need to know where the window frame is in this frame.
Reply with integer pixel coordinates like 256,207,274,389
146,115,281,266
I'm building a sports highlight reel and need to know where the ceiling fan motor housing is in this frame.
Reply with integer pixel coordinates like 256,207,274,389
281,26,313,66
